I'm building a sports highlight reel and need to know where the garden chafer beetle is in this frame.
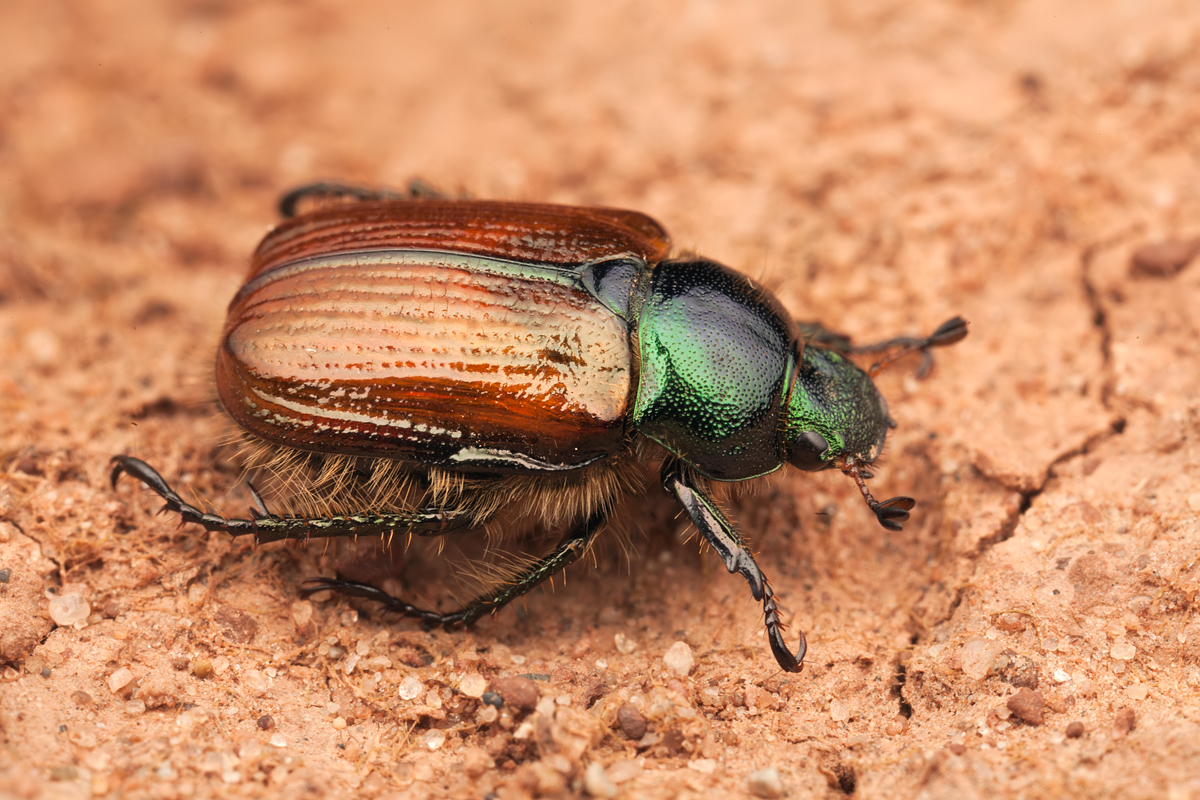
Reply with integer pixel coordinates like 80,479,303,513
112,182,966,673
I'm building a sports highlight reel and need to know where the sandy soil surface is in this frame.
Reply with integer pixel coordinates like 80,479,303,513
3,1,1200,798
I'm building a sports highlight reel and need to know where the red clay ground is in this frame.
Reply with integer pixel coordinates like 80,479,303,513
3,1,1200,798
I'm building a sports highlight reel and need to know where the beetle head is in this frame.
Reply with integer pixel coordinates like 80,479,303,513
783,345,890,472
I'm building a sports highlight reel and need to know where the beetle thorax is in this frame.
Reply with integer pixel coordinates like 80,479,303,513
630,258,797,481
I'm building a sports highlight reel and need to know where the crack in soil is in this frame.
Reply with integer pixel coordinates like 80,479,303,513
1080,241,1114,379
891,631,918,721
978,237,1132,551
1080,230,1140,408
890,239,1135,717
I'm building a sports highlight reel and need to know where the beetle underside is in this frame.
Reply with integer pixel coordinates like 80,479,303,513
233,432,650,536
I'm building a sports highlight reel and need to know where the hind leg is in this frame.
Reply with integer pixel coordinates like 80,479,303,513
304,508,610,630
277,179,448,217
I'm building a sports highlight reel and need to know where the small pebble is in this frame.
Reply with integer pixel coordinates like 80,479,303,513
291,601,313,627
269,733,287,748
398,676,424,700
459,673,487,698
481,691,504,709
107,667,134,694
0,568,11,583
746,766,786,799
958,637,1004,679
1110,642,1136,660
170,655,189,671
885,714,909,736
48,594,90,627
663,641,694,677
420,729,446,750
1130,238,1199,277
70,690,93,706
1007,688,1045,726
1126,684,1148,701
257,715,274,731
124,699,146,715
584,762,618,798
192,660,213,679
488,676,539,712
332,716,347,730
616,703,648,740
1065,721,1085,738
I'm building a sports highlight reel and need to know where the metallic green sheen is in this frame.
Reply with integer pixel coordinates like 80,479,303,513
785,347,889,465
631,259,795,481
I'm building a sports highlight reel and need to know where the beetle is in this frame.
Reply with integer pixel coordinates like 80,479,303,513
111,181,966,673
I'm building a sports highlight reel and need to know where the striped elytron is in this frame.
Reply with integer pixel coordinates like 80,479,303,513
112,182,966,672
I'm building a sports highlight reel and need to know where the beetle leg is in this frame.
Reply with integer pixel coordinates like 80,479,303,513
110,455,475,543
852,317,969,378
278,180,447,217
843,457,916,531
302,508,610,631
660,457,805,673
796,321,856,352
799,317,968,378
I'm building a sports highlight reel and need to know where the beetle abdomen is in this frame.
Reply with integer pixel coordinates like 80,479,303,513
218,250,636,472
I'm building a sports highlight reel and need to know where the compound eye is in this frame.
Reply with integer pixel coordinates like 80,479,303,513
790,430,829,472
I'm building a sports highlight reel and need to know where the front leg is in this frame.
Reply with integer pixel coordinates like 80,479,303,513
661,457,805,673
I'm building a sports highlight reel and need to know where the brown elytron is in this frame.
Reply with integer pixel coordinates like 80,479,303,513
218,201,672,470
247,200,671,278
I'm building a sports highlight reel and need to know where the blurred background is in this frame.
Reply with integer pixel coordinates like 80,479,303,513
3,1,1200,798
